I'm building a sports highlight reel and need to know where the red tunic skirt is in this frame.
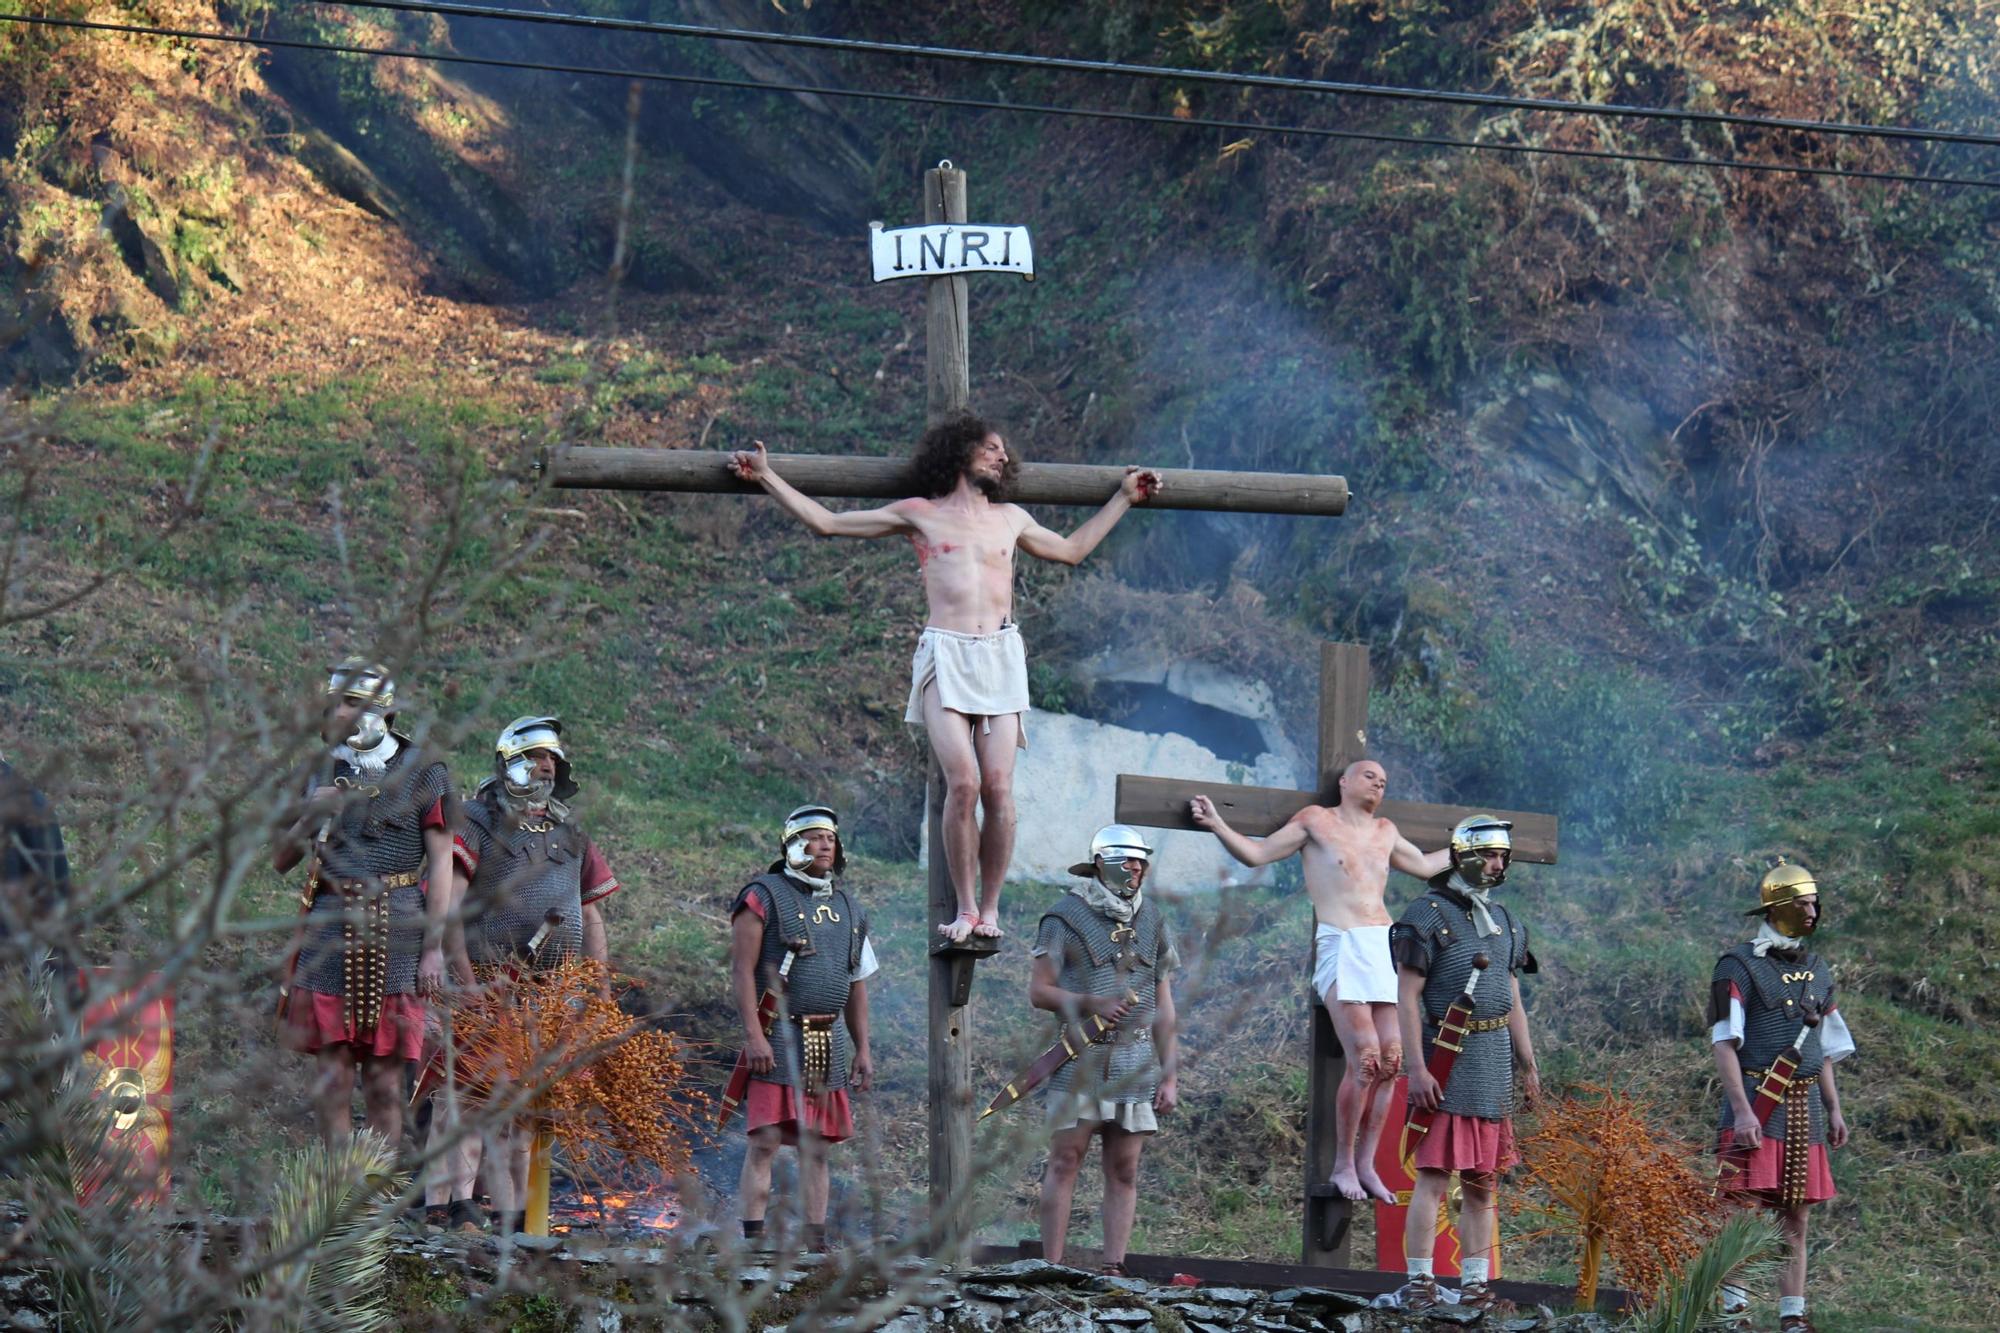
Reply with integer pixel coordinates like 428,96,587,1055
283,988,427,1061
743,1082,854,1145
1716,1128,1837,1205
1414,1112,1518,1175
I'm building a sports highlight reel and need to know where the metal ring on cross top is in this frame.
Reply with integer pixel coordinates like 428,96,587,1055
938,159,954,169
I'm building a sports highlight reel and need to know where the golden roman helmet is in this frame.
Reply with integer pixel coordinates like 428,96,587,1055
1748,857,1820,936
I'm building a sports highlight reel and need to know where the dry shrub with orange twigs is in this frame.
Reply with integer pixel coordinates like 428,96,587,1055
1512,1084,1727,1311
444,959,708,1181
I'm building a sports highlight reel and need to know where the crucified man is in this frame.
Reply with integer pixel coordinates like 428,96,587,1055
1190,759,1447,1203
730,414,1162,943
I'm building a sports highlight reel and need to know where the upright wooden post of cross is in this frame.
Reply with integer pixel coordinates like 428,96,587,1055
916,160,984,1240
1114,642,1558,1269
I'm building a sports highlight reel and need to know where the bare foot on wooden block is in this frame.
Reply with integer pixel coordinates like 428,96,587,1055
1357,1164,1397,1204
939,912,978,944
1329,1165,1367,1202
973,913,1004,939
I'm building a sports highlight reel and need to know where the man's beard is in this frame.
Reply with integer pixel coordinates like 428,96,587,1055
970,472,1003,499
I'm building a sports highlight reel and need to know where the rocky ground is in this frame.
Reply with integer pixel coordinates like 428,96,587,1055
388,1240,1614,1332
1,1225,1620,1331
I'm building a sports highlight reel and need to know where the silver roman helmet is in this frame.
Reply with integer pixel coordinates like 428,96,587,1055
1069,823,1154,895
774,804,845,876
496,714,577,804
1450,814,1514,888
325,656,397,755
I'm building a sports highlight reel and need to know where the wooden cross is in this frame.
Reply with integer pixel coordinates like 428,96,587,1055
540,160,1351,1245
1114,642,1558,1267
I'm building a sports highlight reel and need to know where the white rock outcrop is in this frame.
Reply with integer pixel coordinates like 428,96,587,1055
922,707,1306,894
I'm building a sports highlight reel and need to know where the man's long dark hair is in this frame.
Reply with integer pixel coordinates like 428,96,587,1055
907,412,1017,499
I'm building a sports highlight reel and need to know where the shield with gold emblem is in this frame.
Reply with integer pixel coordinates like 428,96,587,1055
78,969,172,1203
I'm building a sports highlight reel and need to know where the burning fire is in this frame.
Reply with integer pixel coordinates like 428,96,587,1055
549,1188,681,1234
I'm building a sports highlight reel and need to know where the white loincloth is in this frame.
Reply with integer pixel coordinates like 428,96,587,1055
904,623,1029,749
1312,922,1397,1006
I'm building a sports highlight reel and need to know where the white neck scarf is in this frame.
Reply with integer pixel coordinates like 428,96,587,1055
1750,920,1804,957
785,867,834,896
1450,872,1504,938
1070,877,1141,923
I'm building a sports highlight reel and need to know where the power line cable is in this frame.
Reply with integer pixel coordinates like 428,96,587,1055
330,0,2000,152
6,11,1998,191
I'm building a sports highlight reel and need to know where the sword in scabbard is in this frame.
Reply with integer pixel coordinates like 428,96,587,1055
1746,1014,1820,1129
718,947,797,1128
1400,953,1490,1164
979,990,1142,1120
275,796,337,1023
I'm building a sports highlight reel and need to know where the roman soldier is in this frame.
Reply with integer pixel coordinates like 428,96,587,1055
1711,859,1853,1333
1389,815,1540,1314
1030,825,1181,1277
425,715,621,1232
729,805,875,1252
275,659,456,1151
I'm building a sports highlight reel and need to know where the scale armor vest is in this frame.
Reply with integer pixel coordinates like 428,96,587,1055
1040,895,1170,1107
461,791,588,969
1397,889,1531,1121
1712,943,1836,1145
736,872,867,1094
295,751,453,998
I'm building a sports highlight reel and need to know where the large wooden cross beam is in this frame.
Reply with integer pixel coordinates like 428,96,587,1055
1114,642,1558,1268
544,448,1349,517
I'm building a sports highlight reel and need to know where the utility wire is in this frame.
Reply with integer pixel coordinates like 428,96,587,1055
330,0,2000,153
6,11,1999,191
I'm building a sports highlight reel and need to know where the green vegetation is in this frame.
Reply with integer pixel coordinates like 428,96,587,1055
5,0,2000,1324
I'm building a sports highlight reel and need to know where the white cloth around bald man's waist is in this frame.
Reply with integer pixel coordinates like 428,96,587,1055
1312,922,1397,1006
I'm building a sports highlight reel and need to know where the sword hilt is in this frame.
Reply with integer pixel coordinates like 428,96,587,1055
519,909,564,960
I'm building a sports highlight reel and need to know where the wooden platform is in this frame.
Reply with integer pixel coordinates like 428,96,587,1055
974,1242,1629,1312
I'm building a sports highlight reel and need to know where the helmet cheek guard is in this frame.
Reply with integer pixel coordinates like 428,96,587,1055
1450,815,1514,889
1068,824,1154,894
777,805,845,876
326,658,399,752
496,715,575,802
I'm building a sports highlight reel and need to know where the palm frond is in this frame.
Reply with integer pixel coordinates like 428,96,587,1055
1627,1211,1786,1333
246,1130,403,1333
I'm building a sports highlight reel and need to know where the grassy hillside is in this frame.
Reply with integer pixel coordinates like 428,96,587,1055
4,4,1999,1329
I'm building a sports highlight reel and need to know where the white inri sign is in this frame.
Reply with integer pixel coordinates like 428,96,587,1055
869,221,1035,283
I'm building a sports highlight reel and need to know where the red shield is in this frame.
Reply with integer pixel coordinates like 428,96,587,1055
79,970,173,1204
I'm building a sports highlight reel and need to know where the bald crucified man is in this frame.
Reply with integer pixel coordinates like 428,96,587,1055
730,414,1162,943
1190,759,1447,1203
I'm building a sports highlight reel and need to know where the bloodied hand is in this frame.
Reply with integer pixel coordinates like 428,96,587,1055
1121,466,1164,503
729,441,773,482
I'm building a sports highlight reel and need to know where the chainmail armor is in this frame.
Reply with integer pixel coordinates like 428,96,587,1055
460,789,588,968
1039,895,1172,1107
295,751,454,999
1712,943,1836,1146
1392,888,1531,1121
735,872,867,1094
